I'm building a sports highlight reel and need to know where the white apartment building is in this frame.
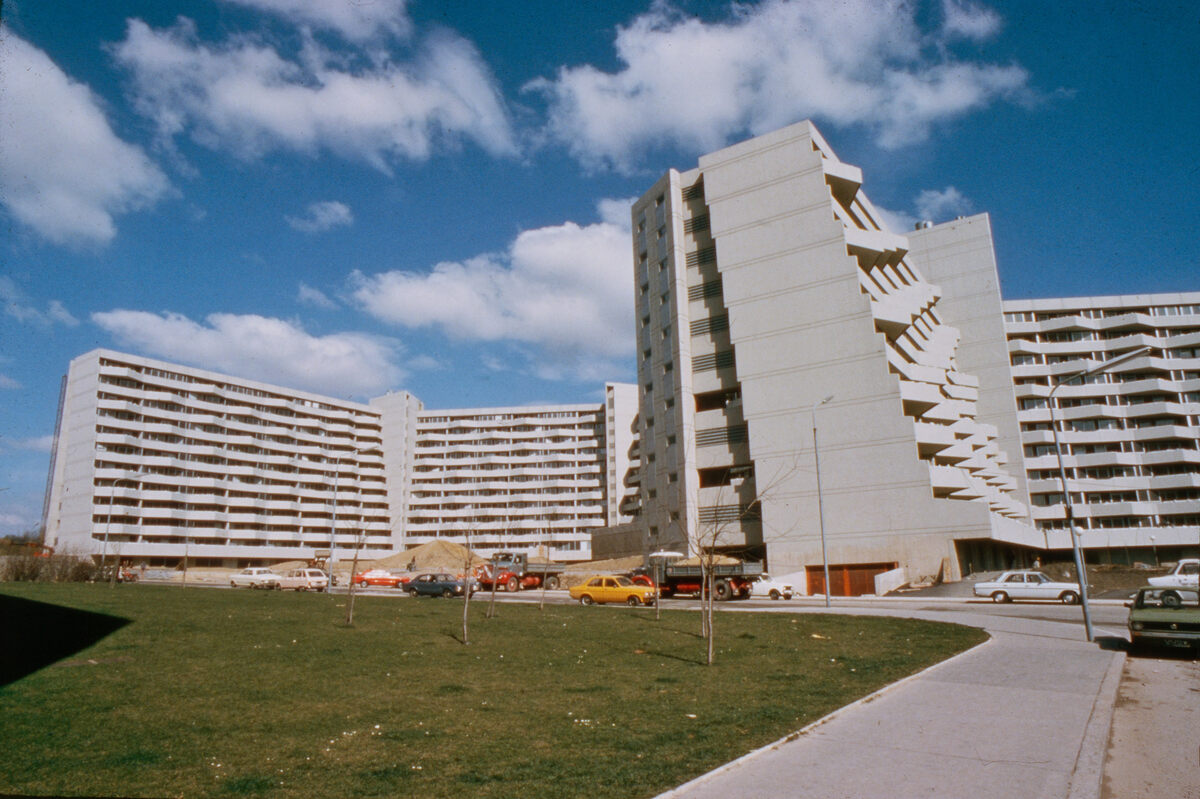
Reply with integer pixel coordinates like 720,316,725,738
43,350,397,566
1003,293,1200,560
42,349,636,566
631,121,1036,592
406,400,617,562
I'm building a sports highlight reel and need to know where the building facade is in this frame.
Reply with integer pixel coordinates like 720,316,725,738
43,350,396,566
630,120,1036,590
42,349,636,566
1002,293,1200,560
406,399,620,562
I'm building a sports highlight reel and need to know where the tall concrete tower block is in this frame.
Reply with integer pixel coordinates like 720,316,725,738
632,121,1037,591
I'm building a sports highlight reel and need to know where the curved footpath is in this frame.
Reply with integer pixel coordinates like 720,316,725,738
657,603,1125,799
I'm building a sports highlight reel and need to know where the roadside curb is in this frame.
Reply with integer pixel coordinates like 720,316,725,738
1067,648,1127,799
653,634,998,799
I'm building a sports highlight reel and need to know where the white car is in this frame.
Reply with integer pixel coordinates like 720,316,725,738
1147,559,1199,589
973,570,1081,604
750,574,794,600
230,567,282,589
278,568,329,592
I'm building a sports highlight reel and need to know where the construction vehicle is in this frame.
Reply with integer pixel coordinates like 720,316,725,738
654,557,763,600
475,552,564,592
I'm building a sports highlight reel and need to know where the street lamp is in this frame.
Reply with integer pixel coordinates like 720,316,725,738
1047,345,1150,641
102,470,151,586
811,395,834,608
326,444,376,586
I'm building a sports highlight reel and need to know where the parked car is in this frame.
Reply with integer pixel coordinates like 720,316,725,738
749,573,794,600
1127,585,1200,653
352,569,406,588
229,567,282,589
973,570,1081,604
279,568,329,592
568,575,657,606
407,572,476,598
1147,559,1200,590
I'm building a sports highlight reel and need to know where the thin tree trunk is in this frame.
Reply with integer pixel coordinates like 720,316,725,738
345,534,362,626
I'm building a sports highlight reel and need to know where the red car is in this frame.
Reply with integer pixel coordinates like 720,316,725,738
352,569,408,588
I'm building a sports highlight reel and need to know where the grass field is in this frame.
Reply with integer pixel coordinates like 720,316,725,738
0,584,985,798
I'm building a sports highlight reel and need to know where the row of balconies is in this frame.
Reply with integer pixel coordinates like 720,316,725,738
1004,312,1200,336
1006,331,1200,356
415,419,598,435
1027,473,1200,494
1023,448,1200,473
1020,424,1199,448
94,467,382,500
98,389,368,437
93,508,388,526
98,403,371,452
1012,379,1200,403
1029,497,1200,521
406,514,606,529
104,399,380,449
93,524,389,543
414,443,599,458
1010,354,1184,380
99,364,377,424
407,494,604,509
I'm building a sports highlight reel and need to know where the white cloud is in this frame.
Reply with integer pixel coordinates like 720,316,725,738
220,0,412,42
8,435,54,453
532,0,1028,171
287,200,353,233
92,310,406,397
112,19,515,170
874,185,974,233
297,283,338,309
941,0,1003,40
915,186,973,221
1,277,80,327
0,28,170,246
407,354,442,371
0,374,21,390
351,202,633,380
873,205,918,235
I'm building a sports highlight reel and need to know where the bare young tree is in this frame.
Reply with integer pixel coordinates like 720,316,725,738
344,526,367,627
461,522,474,645
689,457,802,665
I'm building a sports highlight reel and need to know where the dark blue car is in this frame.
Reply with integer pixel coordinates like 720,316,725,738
406,572,477,598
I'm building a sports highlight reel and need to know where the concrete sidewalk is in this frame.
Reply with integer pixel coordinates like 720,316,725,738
657,609,1124,799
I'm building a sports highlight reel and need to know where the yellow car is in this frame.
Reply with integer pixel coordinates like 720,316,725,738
569,575,656,606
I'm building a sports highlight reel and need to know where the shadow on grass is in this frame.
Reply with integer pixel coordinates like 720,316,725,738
630,611,703,639
0,594,131,686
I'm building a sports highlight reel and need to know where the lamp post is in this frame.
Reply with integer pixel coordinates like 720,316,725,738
1047,345,1150,641
326,454,344,585
811,395,834,608
103,470,150,587
326,445,377,589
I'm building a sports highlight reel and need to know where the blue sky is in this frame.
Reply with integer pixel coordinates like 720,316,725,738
1,0,1197,535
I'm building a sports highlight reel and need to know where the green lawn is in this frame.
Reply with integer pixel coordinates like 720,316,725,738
0,584,985,798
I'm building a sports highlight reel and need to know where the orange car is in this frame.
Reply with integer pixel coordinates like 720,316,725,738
568,575,656,606
352,569,407,588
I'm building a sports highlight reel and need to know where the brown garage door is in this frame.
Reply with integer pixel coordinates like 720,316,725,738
806,562,897,597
